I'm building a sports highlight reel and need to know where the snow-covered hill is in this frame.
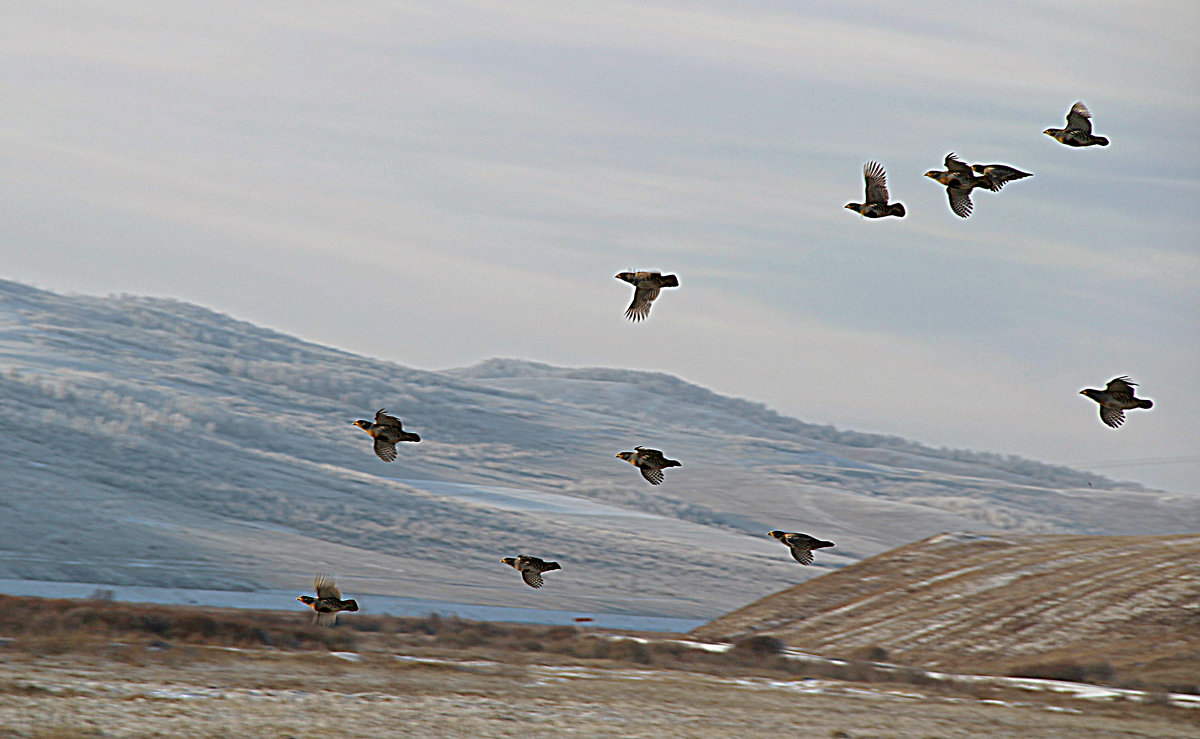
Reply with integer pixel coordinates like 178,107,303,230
0,278,1195,620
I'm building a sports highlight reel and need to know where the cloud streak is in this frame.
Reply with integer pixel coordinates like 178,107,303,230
2,1,1197,491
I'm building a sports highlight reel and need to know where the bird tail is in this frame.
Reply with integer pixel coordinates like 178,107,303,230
1094,136,1109,146
814,540,835,549
1137,399,1153,409
664,458,681,468
888,203,906,217
341,599,359,612
660,275,680,288
543,561,562,572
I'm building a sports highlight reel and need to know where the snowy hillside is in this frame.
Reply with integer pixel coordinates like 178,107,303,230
0,278,1195,620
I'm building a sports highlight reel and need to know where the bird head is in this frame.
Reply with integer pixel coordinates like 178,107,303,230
923,170,940,180
844,203,859,211
500,557,517,567
352,420,375,434
297,595,317,606
1080,388,1099,400
767,530,786,541
1042,128,1056,137
615,451,636,464
615,272,634,283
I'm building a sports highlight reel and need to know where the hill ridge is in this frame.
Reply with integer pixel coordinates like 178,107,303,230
0,277,1195,621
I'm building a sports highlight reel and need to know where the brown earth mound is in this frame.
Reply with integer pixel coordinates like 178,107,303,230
695,532,1200,692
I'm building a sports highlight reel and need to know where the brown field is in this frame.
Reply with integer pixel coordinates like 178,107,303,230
0,595,1198,738
697,532,1200,694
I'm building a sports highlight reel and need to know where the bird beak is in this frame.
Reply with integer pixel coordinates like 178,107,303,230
296,596,303,601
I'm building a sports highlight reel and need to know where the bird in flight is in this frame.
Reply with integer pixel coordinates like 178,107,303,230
616,271,679,321
1080,377,1153,428
297,575,359,625
924,153,998,218
353,408,421,462
768,530,835,566
616,446,681,485
501,555,561,589
968,162,1033,191
1044,101,1109,147
844,161,906,218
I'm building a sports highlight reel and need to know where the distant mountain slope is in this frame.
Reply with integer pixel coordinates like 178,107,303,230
0,278,1195,620
695,532,1200,687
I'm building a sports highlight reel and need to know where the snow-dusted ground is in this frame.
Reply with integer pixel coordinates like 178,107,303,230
1,278,1196,621
594,635,1200,709
5,645,1196,739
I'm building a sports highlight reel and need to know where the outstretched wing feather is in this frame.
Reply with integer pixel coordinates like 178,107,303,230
314,575,342,601
374,438,398,462
625,285,660,321
863,161,889,205
947,187,973,218
640,466,665,485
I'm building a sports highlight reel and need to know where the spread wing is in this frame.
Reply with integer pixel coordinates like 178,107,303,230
640,466,665,485
520,568,545,588
635,447,666,466
1100,406,1125,429
974,165,1032,190
947,187,974,218
625,284,660,321
1105,376,1137,395
863,161,889,205
944,153,972,176
374,409,404,429
374,437,398,462
1066,101,1093,134
314,575,342,601
789,546,815,566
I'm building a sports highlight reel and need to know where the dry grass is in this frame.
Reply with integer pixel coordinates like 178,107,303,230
1,593,1197,708
1,595,1199,738
0,594,356,655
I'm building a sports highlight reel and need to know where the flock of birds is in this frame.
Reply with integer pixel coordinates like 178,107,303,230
295,100,1153,624
845,101,1107,220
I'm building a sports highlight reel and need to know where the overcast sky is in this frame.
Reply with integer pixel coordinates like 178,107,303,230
2,1,1198,493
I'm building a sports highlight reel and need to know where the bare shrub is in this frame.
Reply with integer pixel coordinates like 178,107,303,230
849,644,888,662
732,635,785,657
